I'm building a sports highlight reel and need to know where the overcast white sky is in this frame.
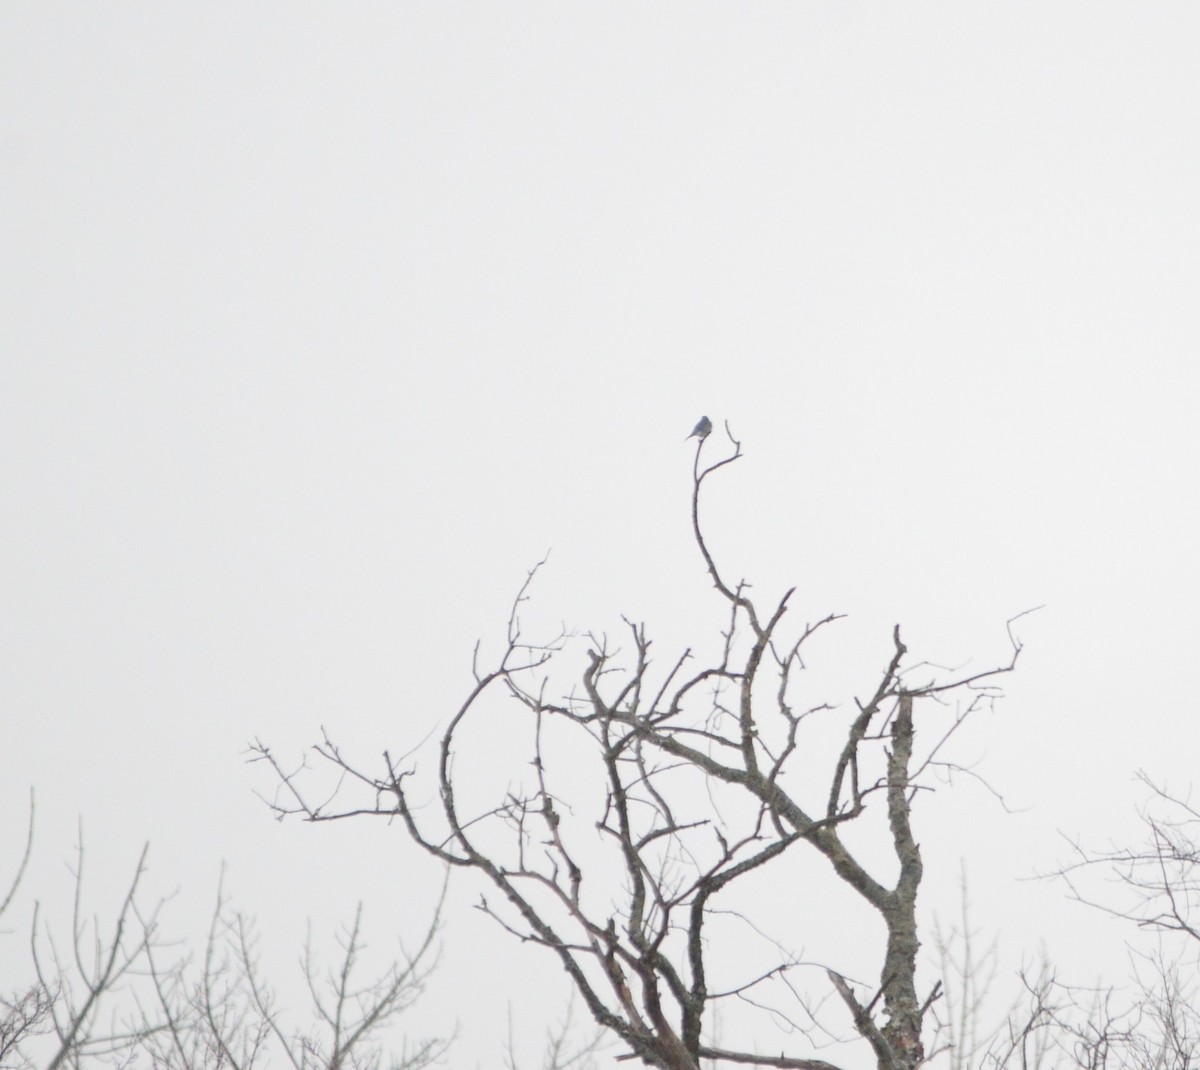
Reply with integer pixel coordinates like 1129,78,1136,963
3,6,1199,1067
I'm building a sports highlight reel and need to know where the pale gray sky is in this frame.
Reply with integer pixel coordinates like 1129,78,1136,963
3,6,1199,1066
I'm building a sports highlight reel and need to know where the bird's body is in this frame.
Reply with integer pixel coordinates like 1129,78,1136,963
686,416,712,441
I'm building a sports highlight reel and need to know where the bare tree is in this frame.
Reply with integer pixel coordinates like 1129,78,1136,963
930,870,1011,1070
924,775,1200,1070
1030,774,1200,1070
2,790,57,1069
136,869,448,1070
958,959,1200,1070
254,426,1027,1070
1,798,447,1070
2,804,162,1070
503,993,611,1070
1056,774,1200,952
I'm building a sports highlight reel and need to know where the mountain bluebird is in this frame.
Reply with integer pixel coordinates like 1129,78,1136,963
686,416,712,441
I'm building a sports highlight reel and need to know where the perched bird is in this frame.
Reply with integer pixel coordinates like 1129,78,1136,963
686,416,712,441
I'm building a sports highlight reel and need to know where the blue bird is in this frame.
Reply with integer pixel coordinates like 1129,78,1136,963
686,416,712,441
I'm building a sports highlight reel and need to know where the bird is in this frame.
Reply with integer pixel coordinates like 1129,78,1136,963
686,416,712,441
